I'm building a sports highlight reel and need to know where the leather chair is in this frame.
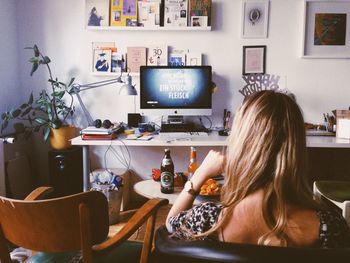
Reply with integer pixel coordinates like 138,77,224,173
152,226,350,263
313,180,350,227
0,187,168,263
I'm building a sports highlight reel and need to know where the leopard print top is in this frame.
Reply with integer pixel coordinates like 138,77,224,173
168,202,350,248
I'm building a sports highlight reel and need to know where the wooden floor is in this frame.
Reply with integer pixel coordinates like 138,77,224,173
108,205,170,241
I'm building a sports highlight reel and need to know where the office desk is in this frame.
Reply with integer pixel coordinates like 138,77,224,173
71,135,350,191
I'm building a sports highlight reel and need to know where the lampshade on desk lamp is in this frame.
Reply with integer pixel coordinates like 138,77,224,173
72,71,137,126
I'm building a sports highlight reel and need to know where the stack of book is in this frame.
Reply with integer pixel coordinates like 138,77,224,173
81,125,124,140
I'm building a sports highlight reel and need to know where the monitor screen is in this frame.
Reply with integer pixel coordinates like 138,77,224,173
140,66,212,116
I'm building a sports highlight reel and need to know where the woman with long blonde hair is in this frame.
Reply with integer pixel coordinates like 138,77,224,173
166,90,350,247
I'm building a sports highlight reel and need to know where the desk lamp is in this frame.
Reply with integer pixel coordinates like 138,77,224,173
72,71,137,126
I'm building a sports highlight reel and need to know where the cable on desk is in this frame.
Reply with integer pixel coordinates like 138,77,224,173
199,116,213,130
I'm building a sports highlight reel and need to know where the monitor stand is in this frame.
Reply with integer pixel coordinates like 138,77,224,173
160,116,199,133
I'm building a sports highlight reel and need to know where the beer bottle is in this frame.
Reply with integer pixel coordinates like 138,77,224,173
187,146,198,180
160,148,174,194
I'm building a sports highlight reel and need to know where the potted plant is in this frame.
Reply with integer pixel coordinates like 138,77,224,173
1,45,76,149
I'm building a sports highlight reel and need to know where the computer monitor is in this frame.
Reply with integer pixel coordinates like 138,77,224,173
140,66,212,116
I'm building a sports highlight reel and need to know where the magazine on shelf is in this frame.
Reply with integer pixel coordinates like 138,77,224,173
138,0,161,27
169,49,186,66
110,0,123,26
164,0,188,27
86,0,110,27
127,47,147,72
188,0,211,26
123,0,138,26
147,45,168,66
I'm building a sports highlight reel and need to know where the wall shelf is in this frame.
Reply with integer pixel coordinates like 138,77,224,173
86,26,211,32
91,71,140,77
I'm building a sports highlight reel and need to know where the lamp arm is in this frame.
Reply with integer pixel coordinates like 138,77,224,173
71,75,124,126
75,92,94,126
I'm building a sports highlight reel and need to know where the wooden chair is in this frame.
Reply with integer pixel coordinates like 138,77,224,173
0,187,168,263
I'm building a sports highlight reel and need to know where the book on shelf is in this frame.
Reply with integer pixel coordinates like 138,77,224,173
147,45,168,66
110,0,123,26
186,51,202,65
127,47,147,72
81,133,119,140
92,42,116,73
111,51,126,73
81,125,123,135
138,0,161,27
188,0,211,26
86,0,110,27
93,49,112,73
169,49,186,66
164,0,188,27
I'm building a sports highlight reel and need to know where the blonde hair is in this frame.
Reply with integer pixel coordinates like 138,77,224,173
208,91,318,245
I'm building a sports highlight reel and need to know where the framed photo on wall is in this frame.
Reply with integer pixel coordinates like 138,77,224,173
241,0,270,38
302,0,350,58
242,45,266,75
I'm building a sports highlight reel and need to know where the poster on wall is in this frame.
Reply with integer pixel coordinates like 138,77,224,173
242,45,266,75
302,0,350,58
241,0,269,38
86,0,110,27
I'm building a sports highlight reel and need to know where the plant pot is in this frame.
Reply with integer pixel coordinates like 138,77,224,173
49,125,77,150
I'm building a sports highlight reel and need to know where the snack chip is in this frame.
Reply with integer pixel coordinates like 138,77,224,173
200,178,221,196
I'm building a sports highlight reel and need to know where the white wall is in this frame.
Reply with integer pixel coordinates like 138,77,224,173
14,0,350,181
0,0,22,118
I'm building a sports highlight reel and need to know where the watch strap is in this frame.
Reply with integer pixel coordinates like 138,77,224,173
185,181,199,197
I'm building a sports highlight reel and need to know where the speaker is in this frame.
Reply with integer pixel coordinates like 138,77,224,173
48,147,83,197
128,113,142,128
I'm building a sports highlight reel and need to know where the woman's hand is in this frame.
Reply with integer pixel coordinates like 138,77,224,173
191,150,225,190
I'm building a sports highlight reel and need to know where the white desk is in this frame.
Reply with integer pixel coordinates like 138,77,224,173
71,134,350,191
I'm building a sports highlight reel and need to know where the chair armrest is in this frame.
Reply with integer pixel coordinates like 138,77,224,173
93,198,168,253
24,187,54,201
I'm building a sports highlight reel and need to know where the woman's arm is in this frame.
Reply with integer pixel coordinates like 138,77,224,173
166,150,225,232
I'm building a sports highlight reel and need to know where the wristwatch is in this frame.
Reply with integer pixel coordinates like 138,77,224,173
184,180,199,197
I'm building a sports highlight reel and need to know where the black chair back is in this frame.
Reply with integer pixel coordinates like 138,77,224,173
153,226,350,263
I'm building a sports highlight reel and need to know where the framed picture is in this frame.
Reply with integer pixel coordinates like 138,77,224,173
85,0,110,27
191,16,208,27
241,0,270,38
242,45,266,75
302,0,350,58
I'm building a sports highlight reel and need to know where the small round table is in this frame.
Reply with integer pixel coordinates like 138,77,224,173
134,179,204,205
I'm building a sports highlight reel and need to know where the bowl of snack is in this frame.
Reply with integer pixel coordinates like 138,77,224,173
199,179,221,200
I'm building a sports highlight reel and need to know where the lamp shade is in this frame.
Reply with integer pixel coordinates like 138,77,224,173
119,74,137,95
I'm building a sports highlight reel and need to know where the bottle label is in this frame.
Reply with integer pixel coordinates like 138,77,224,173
161,171,173,188
162,159,172,166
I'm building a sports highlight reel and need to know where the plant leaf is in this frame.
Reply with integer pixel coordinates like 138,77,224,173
20,103,28,109
43,56,51,64
28,93,34,104
1,113,7,120
34,117,47,125
43,127,51,141
29,57,39,63
10,109,21,118
30,62,39,76
33,44,39,57
21,108,32,117
68,77,75,87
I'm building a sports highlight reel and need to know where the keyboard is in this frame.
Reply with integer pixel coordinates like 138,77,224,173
157,132,209,140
